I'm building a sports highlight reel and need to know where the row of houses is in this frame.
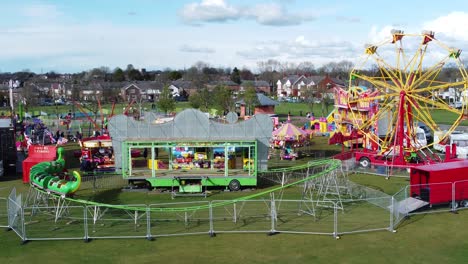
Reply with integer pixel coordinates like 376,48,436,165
0,74,343,104
276,74,346,99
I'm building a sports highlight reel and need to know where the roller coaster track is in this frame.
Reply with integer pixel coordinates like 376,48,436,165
30,159,342,212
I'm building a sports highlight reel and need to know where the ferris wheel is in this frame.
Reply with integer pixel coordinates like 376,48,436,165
348,30,468,160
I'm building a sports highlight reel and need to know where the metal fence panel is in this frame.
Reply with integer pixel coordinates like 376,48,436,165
391,187,409,228
211,200,272,233
346,180,391,209
7,188,25,240
453,180,468,211
275,200,335,235
22,205,85,241
86,204,148,239
149,201,211,237
0,187,10,228
80,173,128,191
337,198,391,235
351,163,410,178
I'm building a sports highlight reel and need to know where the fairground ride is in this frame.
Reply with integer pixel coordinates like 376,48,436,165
74,98,139,170
347,30,468,168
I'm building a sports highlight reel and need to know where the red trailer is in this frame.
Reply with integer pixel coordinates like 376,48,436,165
410,160,468,207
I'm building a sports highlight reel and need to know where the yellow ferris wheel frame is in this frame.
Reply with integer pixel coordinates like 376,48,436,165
348,29,468,154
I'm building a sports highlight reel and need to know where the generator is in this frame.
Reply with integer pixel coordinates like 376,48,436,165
0,118,17,175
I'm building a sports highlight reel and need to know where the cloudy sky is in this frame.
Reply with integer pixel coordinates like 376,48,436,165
1,0,468,73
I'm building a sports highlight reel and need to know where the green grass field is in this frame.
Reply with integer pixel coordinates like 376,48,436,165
1,199,467,264
2,140,468,264
1,102,468,263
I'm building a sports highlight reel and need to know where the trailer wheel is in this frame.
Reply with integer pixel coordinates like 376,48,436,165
460,200,468,208
228,179,241,191
359,157,371,168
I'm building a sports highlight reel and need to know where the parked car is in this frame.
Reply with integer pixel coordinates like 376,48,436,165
418,122,433,144
450,102,463,109
39,99,53,106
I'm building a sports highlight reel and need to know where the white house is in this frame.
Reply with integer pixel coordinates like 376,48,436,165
276,75,323,98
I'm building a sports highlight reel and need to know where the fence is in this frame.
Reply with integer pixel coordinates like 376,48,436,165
5,172,468,242
0,187,10,228
7,189,395,242
79,173,128,191
339,157,411,178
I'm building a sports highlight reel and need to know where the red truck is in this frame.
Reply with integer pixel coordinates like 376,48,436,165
410,160,468,207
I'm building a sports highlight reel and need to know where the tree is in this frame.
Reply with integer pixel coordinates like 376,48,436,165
141,68,151,81
183,66,209,89
212,85,234,114
230,67,241,84
125,64,135,73
168,70,182,81
302,85,317,113
240,68,254,80
70,84,81,101
297,61,316,75
101,87,118,104
128,69,143,81
243,86,258,116
157,86,176,114
86,67,109,81
189,87,211,111
112,67,126,82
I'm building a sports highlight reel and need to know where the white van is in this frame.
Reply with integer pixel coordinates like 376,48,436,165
434,131,468,159
402,127,427,148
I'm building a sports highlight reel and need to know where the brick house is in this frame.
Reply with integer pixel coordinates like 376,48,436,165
240,80,271,95
237,93,279,117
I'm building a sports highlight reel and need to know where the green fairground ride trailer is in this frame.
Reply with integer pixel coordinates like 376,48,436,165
120,139,257,191
107,109,273,193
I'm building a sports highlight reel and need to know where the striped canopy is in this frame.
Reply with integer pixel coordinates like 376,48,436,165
272,121,308,141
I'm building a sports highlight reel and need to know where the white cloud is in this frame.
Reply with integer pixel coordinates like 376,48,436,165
180,44,216,53
237,35,358,63
179,0,240,24
179,0,315,26
423,12,468,42
364,11,468,68
245,3,315,26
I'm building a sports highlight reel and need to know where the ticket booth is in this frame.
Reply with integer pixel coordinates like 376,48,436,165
22,145,57,183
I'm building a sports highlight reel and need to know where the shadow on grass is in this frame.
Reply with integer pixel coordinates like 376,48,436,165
395,213,426,229
80,188,123,204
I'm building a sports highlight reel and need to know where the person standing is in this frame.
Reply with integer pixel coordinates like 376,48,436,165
143,148,148,160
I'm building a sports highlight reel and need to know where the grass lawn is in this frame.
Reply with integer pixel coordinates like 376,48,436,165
2,102,468,263
1,204,467,264
2,142,468,263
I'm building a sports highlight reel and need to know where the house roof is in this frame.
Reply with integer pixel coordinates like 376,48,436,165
236,93,279,106
241,80,270,87
209,80,239,87
257,93,279,106
123,81,164,91
171,79,193,89
330,77,346,87
306,76,324,85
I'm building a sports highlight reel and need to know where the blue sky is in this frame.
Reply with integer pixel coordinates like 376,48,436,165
1,0,468,73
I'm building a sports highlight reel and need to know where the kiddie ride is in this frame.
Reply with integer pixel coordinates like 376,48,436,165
30,147,81,197
330,30,468,172
78,135,116,172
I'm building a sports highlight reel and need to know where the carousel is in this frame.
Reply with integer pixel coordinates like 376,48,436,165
271,116,310,160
